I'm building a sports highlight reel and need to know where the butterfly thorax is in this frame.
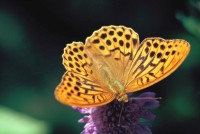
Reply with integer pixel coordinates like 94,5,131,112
88,52,128,102
108,80,128,102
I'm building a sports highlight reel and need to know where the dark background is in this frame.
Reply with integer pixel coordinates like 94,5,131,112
0,0,200,134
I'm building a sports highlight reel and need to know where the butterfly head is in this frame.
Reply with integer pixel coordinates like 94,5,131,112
116,93,128,102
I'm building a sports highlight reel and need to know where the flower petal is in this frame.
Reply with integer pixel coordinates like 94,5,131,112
134,124,152,134
81,122,96,134
138,92,156,98
72,106,89,114
141,110,156,121
80,130,86,134
132,92,160,108
78,116,90,123
75,92,159,134
142,100,160,109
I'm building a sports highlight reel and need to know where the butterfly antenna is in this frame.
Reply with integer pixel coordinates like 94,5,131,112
117,102,124,127
133,97,162,100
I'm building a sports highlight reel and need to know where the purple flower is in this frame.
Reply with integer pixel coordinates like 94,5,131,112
73,92,160,134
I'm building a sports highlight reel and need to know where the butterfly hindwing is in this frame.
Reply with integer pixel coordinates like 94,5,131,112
55,71,115,107
55,42,115,107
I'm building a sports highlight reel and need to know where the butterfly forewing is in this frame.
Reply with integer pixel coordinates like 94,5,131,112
125,38,190,92
85,25,139,86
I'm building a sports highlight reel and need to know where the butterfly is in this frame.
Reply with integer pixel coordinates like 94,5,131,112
55,25,190,108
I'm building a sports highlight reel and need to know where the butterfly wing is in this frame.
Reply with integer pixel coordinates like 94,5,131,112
125,38,190,92
55,25,190,107
85,25,139,87
55,42,115,107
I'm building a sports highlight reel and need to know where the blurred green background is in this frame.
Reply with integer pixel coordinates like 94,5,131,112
0,0,199,134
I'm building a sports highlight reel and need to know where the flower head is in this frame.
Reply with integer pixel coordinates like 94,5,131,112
73,92,160,134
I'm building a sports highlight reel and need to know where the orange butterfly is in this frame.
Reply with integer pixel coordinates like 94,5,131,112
55,25,190,107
